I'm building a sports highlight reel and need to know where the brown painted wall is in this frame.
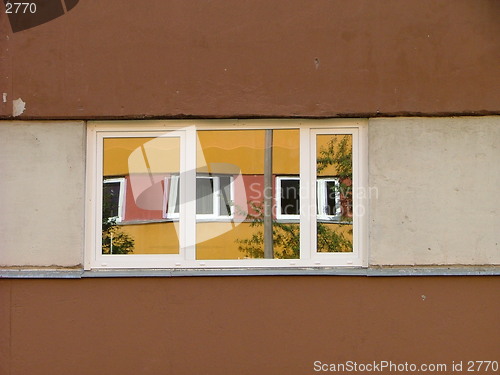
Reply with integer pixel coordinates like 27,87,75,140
1,0,499,119
1,276,499,375
1,2,499,374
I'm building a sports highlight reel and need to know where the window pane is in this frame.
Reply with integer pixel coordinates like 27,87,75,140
102,136,180,255
196,129,300,260
316,134,353,252
196,177,214,214
280,179,300,215
219,176,232,216
325,180,339,216
164,175,180,215
103,181,121,219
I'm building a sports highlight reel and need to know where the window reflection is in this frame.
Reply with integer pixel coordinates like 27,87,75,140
101,131,353,257
316,134,353,252
196,129,300,260
102,137,181,255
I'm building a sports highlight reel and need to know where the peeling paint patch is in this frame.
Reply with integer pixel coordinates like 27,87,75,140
13,98,26,117
314,58,320,70
2,93,6,103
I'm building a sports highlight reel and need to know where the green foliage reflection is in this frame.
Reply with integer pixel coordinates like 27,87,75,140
102,186,135,255
236,135,353,257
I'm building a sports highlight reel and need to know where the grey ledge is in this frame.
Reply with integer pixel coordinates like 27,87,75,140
0,266,499,278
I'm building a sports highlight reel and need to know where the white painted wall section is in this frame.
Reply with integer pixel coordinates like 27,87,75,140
369,116,500,266
0,121,85,267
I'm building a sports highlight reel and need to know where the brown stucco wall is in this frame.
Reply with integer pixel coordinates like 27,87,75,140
1,0,499,119
1,276,499,375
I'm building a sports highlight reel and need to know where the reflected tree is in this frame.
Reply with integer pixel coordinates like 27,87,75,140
316,134,353,252
102,188,135,254
236,202,300,259
317,135,353,222
236,135,353,257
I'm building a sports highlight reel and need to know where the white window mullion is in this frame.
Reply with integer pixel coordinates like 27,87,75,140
299,127,312,260
310,129,320,262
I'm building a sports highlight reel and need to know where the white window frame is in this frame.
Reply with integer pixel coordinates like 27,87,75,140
309,128,367,264
103,177,126,222
85,120,368,270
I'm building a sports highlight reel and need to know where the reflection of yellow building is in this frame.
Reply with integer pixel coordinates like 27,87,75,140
103,130,353,259
104,137,180,176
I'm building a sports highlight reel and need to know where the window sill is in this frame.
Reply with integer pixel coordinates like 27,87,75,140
1,266,499,278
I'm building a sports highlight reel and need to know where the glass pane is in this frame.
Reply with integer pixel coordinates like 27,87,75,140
280,179,300,215
219,176,232,216
196,177,214,214
102,136,180,255
164,175,180,215
316,134,353,252
196,129,300,260
103,181,121,219
325,180,339,216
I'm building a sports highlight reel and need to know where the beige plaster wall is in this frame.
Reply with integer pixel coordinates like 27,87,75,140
0,121,85,267
369,116,500,266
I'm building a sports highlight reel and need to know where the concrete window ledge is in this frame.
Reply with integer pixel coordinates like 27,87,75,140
0,266,499,278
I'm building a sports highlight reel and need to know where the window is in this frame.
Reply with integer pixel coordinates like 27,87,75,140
276,176,300,220
86,120,368,269
165,175,234,219
316,178,342,221
275,177,344,222
103,178,125,222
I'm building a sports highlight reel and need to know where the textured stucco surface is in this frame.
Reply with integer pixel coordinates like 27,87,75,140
1,277,499,375
1,1,499,118
369,116,500,265
0,121,85,266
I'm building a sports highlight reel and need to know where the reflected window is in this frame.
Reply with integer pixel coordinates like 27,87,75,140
101,136,181,255
276,177,342,221
316,133,353,253
276,177,300,219
316,178,341,220
103,178,125,222
165,175,234,219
